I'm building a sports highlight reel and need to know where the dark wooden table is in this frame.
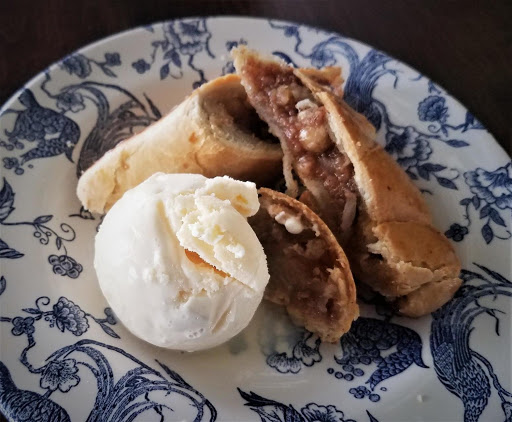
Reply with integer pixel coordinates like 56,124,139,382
0,1,509,420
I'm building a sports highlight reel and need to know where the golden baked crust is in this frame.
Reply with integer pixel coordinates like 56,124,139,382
315,89,461,312
250,188,358,342
310,88,461,316
352,221,461,296
76,74,283,214
395,277,462,317
314,92,431,225
296,67,345,97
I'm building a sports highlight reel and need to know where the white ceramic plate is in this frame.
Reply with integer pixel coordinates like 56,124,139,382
0,17,510,422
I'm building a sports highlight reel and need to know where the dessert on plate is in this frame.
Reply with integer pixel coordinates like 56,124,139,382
78,47,462,350
232,46,462,317
94,173,269,351
250,187,358,342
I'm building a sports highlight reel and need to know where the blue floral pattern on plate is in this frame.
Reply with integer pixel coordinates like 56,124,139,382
132,18,214,88
446,162,512,243
0,296,216,421
0,17,510,421
61,52,121,79
0,178,80,278
239,389,379,422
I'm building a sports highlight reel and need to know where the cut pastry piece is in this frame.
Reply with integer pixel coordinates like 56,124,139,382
233,46,461,317
249,187,358,342
77,74,283,214
232,47,361,242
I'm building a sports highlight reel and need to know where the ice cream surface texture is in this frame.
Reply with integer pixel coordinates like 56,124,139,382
94,173,269,351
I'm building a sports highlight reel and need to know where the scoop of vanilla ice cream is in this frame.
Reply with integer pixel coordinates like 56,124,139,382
94,173,269,351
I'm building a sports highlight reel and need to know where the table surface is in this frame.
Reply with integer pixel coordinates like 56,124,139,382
0,1,510,420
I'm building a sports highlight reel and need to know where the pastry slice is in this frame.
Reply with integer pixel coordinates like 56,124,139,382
233,46,461,317
77,74,283,214
249,188,358,342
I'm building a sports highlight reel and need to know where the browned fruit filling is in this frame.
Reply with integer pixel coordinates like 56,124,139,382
241,58,358,241
249,191,355,341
